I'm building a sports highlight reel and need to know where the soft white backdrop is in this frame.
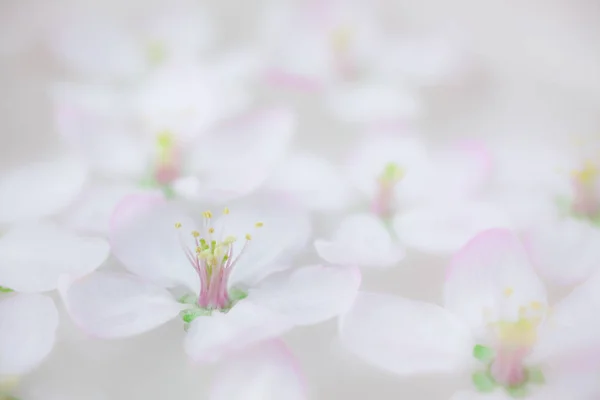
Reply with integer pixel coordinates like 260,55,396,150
1,0,600,398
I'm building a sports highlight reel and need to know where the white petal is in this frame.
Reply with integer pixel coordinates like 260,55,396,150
264,154,351,212
62,183,158,235
110,196,200,293
526,217,600,286
226,207,311,287
0,156,87,224
315,214,404,268
0,293,58,374
393,201,512,254
426,140,493,201
325,82,419,123
0,221,109,293
59,272,182,339
210,340,307,400
450,391,505,400
184,300,292,363
186,108,295,201
249,264,361,325
444,229,547,332
339,292,473,375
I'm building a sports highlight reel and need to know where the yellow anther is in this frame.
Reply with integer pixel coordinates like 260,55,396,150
245,233,252,241
519,306,528,318
203,210,213,219
503,287,514,298
175,222,182,229
255,222,264,228
196,246,202,253
331,25,353,53
223,235,237,244
572,161,598,185
208,227,215,234
530,301,543,311
223,207,230,215
191,231,200,238
156,130,174,149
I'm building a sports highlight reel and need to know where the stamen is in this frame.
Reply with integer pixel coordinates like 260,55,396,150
175,222,182,229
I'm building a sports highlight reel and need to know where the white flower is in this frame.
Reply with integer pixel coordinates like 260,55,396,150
0,222,109,376
260,0,467,124
210,340,307,400
49,1,214,81
60,195,360,363
315,134,509,264
339,229,600,399
489,135,600,285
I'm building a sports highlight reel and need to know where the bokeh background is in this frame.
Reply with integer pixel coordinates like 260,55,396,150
1,0,600,398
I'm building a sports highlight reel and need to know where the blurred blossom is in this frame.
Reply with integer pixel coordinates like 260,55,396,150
260,0,468,123
315,132,508,262
340,229,600,399
60,195,360,362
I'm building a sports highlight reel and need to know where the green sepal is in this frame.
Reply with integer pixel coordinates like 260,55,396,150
527,367,545,385
0,286,13,293
505,385,529,398
161,184,176,199
180,308,212,324
178,294,198,305
472,371,497,393
228,288,248,303
472,344,495,363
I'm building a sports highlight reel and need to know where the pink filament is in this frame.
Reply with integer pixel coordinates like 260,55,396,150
490,347,528,387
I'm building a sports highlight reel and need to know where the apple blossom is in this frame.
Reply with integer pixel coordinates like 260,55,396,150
60,194,360,363
0,222,109,377
340,229,600,399
315,134,509,264
260,0,467,124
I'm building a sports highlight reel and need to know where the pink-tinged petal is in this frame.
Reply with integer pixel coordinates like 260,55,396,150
346,134,431,202
526,217,600,286
0,293,58,374
59,272,183,339
226,207,312,288
184,300,292,363
444,229,547,331
0,221,109,293
186,107,295,201
0,156,87,224
393,201,512,254
249,264,361,325
264,154,352,212
325,83,420,124
63,183,161,235
339,292,474,375
110,196,200,293
315,214,405,268
210,340,307,400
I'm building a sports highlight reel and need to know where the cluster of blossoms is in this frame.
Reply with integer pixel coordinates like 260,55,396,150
1,0,600,399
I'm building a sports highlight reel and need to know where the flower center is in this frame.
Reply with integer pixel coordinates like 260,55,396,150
371,162,405,219
570,161,600,220
330,25,359,79
471,290,546,398
175,208,263,325
141,131,182,197
146,40,168,67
